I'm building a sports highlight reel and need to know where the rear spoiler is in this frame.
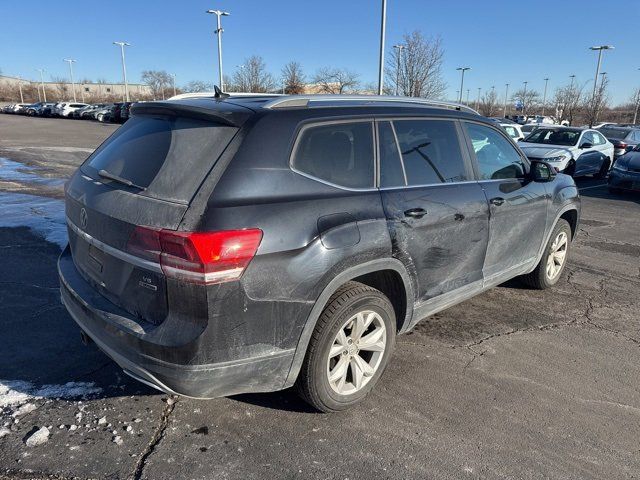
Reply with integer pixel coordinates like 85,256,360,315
130,101,252,127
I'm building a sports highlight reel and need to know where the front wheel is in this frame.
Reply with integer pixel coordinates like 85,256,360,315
520,219,571,289
296,281,396,413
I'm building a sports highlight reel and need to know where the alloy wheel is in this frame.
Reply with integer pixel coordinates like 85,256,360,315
546,231,568,280
326,310,387,395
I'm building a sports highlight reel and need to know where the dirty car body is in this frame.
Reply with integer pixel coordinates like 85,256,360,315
58,94,581,405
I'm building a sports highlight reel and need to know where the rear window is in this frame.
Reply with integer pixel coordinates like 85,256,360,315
82,115,237,203
598,127,631,139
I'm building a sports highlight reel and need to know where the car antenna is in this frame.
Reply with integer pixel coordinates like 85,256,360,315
213,85,230,100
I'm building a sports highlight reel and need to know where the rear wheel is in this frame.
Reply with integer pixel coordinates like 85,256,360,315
595,158,610,179
521,219,571,289
296,281,396,413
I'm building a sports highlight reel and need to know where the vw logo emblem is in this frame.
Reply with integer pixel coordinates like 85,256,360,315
80,208,88,229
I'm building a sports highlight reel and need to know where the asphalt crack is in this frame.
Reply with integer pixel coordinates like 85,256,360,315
129,397,177,480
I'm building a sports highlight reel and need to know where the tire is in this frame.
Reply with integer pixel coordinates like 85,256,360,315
521,219,571,289
595,158,610,179
296,281,396,413
563,160,576,177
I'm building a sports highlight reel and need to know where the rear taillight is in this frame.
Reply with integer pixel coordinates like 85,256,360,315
617,142,627,150
127,227,262,285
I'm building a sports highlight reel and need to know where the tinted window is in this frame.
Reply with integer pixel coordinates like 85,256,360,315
292,122,374,189
524,128,580,146
598,127,631,139
378,121,406,187
391,119,468,185
82,115,238,203
465,123,526,180
581,131,595,146
633,131,640,142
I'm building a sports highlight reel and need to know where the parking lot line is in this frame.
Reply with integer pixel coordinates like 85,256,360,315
578,183,608,191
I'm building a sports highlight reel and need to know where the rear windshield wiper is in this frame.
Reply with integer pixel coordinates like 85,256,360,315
98,169,146,191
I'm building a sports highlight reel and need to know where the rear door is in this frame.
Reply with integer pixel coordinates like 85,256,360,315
378,118,490,303
575,131,602,175
462,121,548,280
65,108,245,324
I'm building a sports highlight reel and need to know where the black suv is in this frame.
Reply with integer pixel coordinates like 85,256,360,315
58,94,580,412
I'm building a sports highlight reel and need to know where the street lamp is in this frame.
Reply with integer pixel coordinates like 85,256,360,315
63,59,77,102
172,73,177,97
36,68,46,102
541,77,550,116
589,45,614,104
393,44,405,96
206,9,230,91
456,67,470,103
476,87,482,110
569,74,576,90
633,68,640,125
377,0,387,95
466,89,470,103
523,81,528,115
599,71,608,89
504,83,509,117
113,41,131,102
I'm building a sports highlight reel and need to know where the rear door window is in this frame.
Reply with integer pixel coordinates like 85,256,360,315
82,115,238,203
388,119,470,186
291,121,375,189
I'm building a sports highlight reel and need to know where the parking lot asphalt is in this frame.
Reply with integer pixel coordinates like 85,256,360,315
0,115,639,480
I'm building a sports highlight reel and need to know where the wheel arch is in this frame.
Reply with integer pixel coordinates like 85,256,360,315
282,258,414,388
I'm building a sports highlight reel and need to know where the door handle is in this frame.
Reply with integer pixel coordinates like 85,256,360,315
490,197,505,206
404,208,427,218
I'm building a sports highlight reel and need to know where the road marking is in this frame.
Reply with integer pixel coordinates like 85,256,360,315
578,184,607,191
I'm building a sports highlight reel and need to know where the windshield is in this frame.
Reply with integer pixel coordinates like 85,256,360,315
523,129,580,146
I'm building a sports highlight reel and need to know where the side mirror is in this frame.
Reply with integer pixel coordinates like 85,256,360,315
530,161,556,182
579,142,593,149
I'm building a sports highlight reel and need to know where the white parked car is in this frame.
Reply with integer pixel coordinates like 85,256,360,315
59,102,88,118
500,123,524,142
518,126,614,178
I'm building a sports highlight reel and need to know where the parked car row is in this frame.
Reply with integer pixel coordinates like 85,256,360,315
1,101,134,123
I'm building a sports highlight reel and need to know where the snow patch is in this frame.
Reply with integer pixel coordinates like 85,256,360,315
0,380,102,408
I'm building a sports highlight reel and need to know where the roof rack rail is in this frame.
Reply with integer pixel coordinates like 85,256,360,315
167,92,284,101
262,95,479,115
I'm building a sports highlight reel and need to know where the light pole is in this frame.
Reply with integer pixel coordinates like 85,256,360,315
206,9,230,91
36,69,46,102
633,68,640,125
476,87,482,110
504,83,509,117
542,77,549,115
522,81,528,116
17,76,24,103
456,67,470,103
172,73,177,97
589,45,614,105
377,0,387,95
466,89,470,104
63,59,77,102
599,71,607,89
569,74,576,90
393,44,405,96
113,41,131,101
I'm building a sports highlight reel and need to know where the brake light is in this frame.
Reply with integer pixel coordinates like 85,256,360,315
127,227,262,285
617,142,627,149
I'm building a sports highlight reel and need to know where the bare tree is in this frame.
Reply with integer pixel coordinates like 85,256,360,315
49,76,69,100
553,81,584,126
511,88,540,116
312,67,360,94
630,88,640,125
232,56,275,93
384,31,447,99
183,80,213,93
478,89,499,117
583,76,609,127
282,61,306,94
141,70,173,99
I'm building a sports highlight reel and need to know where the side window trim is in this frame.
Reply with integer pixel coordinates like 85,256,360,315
389,121,409,185
289,118,377,192
461,120,531,181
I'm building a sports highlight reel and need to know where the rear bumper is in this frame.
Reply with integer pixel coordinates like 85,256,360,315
58,246,294,399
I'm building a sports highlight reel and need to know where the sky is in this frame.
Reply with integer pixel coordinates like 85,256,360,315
1,0,638,104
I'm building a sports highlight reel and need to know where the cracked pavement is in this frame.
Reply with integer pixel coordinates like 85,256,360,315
1,115,639,479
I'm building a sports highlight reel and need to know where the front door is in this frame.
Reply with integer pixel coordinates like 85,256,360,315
377,119,490,303
462,121,549,280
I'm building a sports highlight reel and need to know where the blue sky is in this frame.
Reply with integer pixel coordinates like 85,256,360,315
1,0,638,104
